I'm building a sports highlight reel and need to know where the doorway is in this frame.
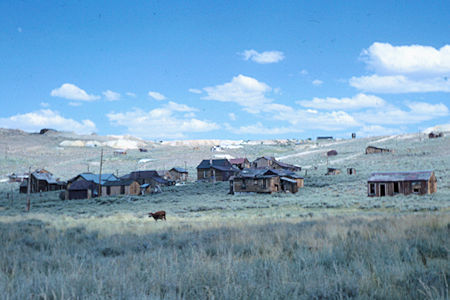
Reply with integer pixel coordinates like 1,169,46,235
380,184,386,197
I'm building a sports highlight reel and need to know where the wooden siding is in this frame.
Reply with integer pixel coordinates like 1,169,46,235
233,177,280,193
368,176,437,197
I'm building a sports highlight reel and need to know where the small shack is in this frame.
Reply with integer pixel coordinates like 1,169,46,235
347,168,356,175
113,149,127,155
367,171,437,197
428,132,443,139
327,150,338,156
229,158,251,170
168,167,188,182
68,180,97,200
326,168,341,175
365,146,391,154
101,179,140,196
20,169,66,193
252,156,301,171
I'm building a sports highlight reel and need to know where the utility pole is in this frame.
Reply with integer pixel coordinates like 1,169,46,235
26,166,31,212
98,148,103,197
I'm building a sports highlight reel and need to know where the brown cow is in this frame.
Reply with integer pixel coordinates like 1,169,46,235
148,210,166,221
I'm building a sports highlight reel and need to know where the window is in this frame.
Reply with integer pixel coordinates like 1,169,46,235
254,179,258,186
262,179,267,189
106,186,111,195
412,182,421,194
120,185,125,194
203,170,207,178
242,179,246,189
369,183,376,195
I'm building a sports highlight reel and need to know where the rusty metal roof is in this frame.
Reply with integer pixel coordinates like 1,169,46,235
368,171,434,182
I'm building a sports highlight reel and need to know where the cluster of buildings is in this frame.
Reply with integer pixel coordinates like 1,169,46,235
14,149,438,199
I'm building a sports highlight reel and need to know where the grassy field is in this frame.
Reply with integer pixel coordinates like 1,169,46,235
0,130,449,299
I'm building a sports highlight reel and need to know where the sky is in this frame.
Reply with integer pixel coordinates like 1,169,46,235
0,1,449,140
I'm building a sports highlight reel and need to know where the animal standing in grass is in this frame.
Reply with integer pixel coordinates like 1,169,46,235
148,211,166,221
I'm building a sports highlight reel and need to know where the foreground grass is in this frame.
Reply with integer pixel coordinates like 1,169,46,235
0,214,448,299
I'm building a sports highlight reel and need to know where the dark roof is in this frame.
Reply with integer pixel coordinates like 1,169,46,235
103,179,138,186
121,170,160,180
274,160,301,170
234,168,303,180
263,169,303,179
254,156,276,162
170,167,188,173
229,158,248,165
368,171,434,182
69,173,119,185
31,170,59,184
366,145,390,150
197,159,232,169
68,180,97,190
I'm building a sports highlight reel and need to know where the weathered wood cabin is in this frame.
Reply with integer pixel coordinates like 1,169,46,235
365,146,392,154
428,132,443,139
252,156,301,172
229,158,251,170
101,179,140,196
326,168,341,175
230,168,303,194
367,171,437,197
121,170,172,187
197,159,238,181
168,167,188,182
19,169,65,193
68,180,97,200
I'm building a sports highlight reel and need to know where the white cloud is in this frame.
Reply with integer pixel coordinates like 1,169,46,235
355,102,448,125
126,92,137,97
349,74,450,93
312,79,323,86
17,27,22,33
102,90,121,101
361,42,450,75
241,49,285,64
225,122,303,135
300,69,308,75
107,103,218,139
165,101,197,112
298,93,386,110
50,83,100,101
69,102,82,107
228,113,236,121
40,102,49,108
148,91,166,101
356,125,403,137
0,109,96,134
274,109,360,131
188,88,202,94
203,74,287,113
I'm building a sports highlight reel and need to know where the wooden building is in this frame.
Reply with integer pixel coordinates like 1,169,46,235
121,170,173,186
230,168,303,194
365,146,392,154
428,132,443,139
101,179,140,196
168,167,188,182
367,171,437,197
196,159,238,182
326,168,341,175
347,168,356,175
229,158,251,170
252,156,301,172
67,180,97,200
19,169,65,193
327,150,338,156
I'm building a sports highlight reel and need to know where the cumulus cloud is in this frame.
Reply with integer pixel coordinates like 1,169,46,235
225,122,303,135
298,93,386,110
0,109,96,134
352,43,450,93
103,90,121,101
349,74,450,93
40,102,49,108
148,91,166,101
107,102,218,139
51,83,100,101
354,102,448,125
361,42,450,75
203,74,288,113
69,102,82,107
228,113,236,121
241,50,285,64
188,88,202,94
126,92,137,97
312,79,323,86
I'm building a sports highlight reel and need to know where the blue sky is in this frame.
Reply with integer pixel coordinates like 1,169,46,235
0,1,449,140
